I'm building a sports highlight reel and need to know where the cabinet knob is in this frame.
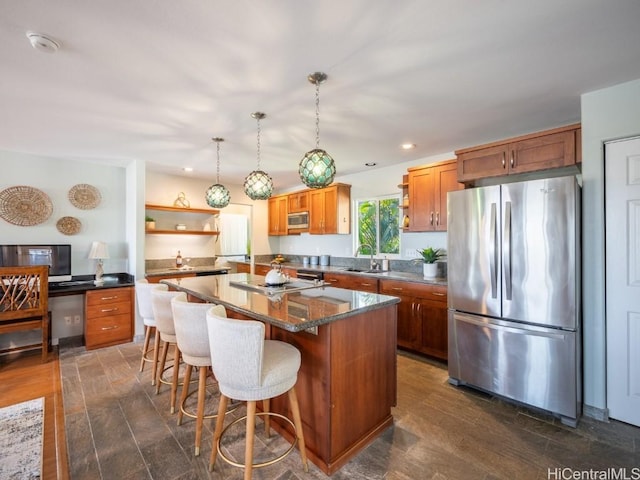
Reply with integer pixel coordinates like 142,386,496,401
101,308,118,313
502,152,506,168
101,325,119,331
430,212,434,225
101,296,117,300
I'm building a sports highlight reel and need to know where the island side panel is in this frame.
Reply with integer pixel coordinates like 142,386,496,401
270,303,397,474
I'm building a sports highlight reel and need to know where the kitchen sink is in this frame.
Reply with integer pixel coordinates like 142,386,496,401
341,268,384,274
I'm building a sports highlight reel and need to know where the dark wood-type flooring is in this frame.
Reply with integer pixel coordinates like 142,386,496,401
1,342,638,479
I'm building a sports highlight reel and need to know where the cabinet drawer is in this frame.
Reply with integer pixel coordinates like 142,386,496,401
86,287,132,306
86,301,131,319
379,279,446,301
85,313,132,348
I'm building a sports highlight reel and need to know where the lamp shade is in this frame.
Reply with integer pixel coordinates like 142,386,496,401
299,148,336,188
205,184,231,208
88,241,109,260
244,170,273,200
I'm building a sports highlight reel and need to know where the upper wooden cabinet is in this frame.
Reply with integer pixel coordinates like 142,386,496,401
309,183,351,235
456,123,581,184
288,190,309,213
268,194,288,236
407,160,462,232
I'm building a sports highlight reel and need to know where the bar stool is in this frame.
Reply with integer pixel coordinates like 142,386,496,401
171,292,227,456
151,289,184,413
206,309,309,479
135,280,168,385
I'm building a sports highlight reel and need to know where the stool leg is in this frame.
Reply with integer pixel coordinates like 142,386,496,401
194,366,208,456
151,329,160,385
170,345,181,414
156,340,170,395
139,325,152,372
263,398,271,437
288,387,308,472
209,394,228,472
244,400,257,480
177,364,193,426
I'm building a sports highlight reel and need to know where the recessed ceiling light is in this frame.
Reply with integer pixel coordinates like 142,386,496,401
26,32,60,53
365,162,377,167
183,167,193,172
401,143,416,150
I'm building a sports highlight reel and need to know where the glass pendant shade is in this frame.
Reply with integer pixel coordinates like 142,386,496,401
244,112,273,200
205,183,230,208
244,170,273,200
205,137,230,208
299,72,336,189
299,148,336,188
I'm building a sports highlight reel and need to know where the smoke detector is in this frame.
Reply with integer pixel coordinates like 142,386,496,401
26,32,60,53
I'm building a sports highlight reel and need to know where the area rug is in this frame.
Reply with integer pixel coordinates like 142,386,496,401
0,397,44,480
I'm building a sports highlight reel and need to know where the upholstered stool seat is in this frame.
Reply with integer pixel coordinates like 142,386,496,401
151,289,185,413
135,279,168,385
171,293,227,456
206,310,308,479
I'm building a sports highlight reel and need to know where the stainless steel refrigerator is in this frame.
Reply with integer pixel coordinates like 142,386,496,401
447,175,581,426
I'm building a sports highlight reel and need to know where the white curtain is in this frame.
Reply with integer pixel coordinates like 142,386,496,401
218,213,248,256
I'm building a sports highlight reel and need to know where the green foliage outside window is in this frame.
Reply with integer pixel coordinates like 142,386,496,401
357,197,400,256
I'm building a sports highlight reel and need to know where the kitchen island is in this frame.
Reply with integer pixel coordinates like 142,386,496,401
161,273,400,475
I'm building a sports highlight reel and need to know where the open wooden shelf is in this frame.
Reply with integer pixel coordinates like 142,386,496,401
145,204,220,215
145,229,219,236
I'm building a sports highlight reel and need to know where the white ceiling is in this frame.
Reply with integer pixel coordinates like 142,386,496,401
2,1,640,190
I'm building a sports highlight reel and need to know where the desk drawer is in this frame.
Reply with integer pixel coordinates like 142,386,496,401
85,313,132,349
86,301,131,319
86,287,132,306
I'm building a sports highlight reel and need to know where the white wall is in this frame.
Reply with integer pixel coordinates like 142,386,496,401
581,78,640,417
276,152,453,259
1,150,129,344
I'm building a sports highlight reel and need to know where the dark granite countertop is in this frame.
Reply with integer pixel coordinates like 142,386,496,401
160,273,400,333
49,273,135,296
227,260,447,287
145,265,230,277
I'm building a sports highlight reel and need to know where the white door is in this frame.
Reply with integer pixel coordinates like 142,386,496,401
605,136,640,427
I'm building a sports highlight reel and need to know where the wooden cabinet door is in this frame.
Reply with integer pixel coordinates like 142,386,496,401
408,167,435,231
268,195,287,235
288,191,309,213
456,144,509,183
322,187,339,234
434,162,463,231
309,189,325,234
510,130,576,174
418,289,448,361
380,280,421,350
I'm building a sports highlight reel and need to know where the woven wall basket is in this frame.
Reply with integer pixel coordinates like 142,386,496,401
68,184,101,209
0,185,53,226
56,216,82,235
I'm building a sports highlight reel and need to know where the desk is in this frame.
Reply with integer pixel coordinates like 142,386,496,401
50,273,135,349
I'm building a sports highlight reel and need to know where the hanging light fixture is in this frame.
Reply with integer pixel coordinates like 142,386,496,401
205,137,230,208
243,112,273,200
299,71,336,189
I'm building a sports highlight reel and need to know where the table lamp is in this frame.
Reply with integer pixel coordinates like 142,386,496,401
89,241,109,285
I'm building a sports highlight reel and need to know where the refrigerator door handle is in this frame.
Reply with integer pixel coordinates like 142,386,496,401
504,201,512,300
490,202,497,299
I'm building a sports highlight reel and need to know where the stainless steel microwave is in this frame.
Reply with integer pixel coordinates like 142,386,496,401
287,212,309,229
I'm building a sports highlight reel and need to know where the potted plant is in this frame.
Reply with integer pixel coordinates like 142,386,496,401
415,247,445,278
145,215,156,230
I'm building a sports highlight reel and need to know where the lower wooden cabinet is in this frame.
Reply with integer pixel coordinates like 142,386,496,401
84,286,134,350
323,272,379,293
379,279,448,361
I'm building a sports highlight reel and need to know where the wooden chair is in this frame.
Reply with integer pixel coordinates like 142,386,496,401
0,265,49,362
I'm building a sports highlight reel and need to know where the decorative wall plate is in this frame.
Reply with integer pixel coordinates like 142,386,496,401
56,216,81,235
68,184,101,209
0,185,53,226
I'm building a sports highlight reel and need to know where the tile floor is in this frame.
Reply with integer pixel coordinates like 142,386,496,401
60,342,639,480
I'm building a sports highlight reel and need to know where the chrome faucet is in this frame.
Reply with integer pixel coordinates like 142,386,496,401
354,243,378,270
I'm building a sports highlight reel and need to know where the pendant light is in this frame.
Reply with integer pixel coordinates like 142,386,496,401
205,137,230,208
299,71,336,189
243,112,273,200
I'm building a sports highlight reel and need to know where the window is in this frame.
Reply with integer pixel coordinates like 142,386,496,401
355,195,400,257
